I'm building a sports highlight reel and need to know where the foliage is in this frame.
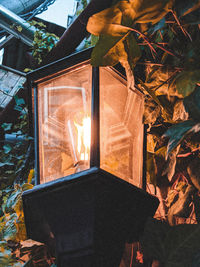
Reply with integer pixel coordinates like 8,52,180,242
29,21,59,65
0,77,55,265
141,217,200,267
87,0,200,265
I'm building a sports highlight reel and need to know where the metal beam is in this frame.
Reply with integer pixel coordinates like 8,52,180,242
0,4,35,46
0,34,15,49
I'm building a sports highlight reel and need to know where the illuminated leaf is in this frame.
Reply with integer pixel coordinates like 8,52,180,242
167,185,194,225
27,170,34,184
146,152,157,186
22,183,34,191
87,2,132,37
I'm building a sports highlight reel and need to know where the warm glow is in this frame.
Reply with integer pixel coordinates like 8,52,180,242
75,117,91,161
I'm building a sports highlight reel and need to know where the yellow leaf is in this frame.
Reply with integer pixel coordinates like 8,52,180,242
87,2,132,37
22,183,34,191
27,169,34,184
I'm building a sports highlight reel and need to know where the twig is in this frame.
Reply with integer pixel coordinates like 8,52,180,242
177,147,200,158
129,27,157,55
170,10,192,41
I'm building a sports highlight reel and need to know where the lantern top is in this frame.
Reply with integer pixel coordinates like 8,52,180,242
27,47,92,83
27,47,126,84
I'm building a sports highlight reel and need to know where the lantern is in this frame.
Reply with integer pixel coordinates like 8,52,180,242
23,48,159,266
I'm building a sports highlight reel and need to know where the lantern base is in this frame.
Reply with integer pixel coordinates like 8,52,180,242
22,167,159,267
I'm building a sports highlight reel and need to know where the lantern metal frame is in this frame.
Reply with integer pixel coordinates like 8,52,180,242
27,47,147,188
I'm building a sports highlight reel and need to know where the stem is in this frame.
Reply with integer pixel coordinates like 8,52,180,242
170,10,192,41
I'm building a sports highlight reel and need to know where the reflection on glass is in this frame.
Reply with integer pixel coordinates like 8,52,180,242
36,64,144,187
100,68,144,187
37,65,92,183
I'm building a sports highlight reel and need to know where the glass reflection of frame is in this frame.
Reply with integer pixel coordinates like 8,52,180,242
42,85,87,145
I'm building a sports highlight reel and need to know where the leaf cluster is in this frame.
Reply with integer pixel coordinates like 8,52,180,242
29,20,59,64
87,1,200,261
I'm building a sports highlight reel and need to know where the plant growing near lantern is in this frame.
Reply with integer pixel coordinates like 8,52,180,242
0,96,56,265
0,39,59,265
87,0,200,265
29,20,59,64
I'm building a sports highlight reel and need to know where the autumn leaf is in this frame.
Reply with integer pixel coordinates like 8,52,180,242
87,2,133,37
131,0,173,24
87,0,172,67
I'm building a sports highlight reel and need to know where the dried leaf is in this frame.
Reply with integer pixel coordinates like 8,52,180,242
146,152,157,186
167,185,195,225
173,100,189,121
144,99,161,124
162,145,180,181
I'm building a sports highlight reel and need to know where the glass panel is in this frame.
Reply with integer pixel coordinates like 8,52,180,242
100,67,144,187
37,64,92,183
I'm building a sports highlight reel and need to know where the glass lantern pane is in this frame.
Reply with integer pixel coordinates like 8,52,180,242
100,67,144,187
37,64,92,183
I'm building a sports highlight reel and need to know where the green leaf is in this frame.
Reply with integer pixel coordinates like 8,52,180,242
14,105,23,112
91,35,126,66
88,0,171,66
14,95,25,106
175,70,200,97
163,120,200,156
1,123,12,131
3,144,12,154
0,162,14,167
164,224,200,267
183,85,200,122
141,218,200,267
123,32,141,69
140,218,170,261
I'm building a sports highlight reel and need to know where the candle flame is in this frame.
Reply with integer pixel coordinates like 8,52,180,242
75,116,91,161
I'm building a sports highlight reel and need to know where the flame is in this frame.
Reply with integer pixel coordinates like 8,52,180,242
75,116,91,161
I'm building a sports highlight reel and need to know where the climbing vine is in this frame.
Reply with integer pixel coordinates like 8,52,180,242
0,22,58,266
